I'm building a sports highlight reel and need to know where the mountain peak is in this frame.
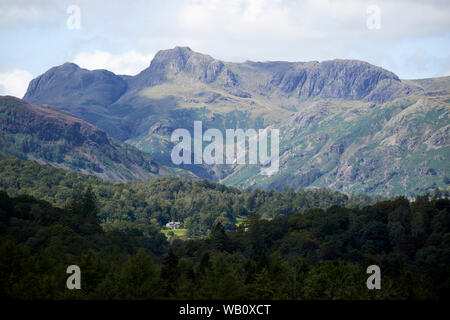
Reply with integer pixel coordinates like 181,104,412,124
173,46,193,52
151,46,224,67
23,61,127,107
150,46,197,72
60,62,80,69
134,46,223,86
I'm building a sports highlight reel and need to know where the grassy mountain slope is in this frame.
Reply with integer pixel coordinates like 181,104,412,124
0,96,160,181
223,94,450,197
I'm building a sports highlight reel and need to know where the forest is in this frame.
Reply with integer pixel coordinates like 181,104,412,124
1,183,449,299
0,154,388,237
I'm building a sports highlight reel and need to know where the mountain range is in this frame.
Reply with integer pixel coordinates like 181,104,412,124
11,46,450,196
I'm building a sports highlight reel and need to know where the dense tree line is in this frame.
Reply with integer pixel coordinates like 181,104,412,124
0,188,448,299
0,155,385,236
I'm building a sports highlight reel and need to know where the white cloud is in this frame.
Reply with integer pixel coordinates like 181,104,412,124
179,0,450,39
0,0,62,28
0,69,34,98
174,0,450,78
179,0,300,39
73,50,154,75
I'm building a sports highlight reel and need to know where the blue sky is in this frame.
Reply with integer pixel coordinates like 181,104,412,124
1,0,449,97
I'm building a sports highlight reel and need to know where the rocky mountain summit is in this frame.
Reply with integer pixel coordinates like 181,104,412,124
25,47,417,107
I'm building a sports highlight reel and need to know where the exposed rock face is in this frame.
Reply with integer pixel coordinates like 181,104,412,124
131,47,225,87
328,143,345,155
184,53,224,83
270,59,410,103
149,122,174,136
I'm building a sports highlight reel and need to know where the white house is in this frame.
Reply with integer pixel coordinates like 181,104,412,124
165,221,182,229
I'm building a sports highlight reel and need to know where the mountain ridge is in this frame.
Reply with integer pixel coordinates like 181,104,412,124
22,46,428,144
20,47,450,195
24,46,421,107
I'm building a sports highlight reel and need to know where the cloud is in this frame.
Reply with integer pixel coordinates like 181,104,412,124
73,50,153,75
0,69,34,98
179,0,298,38
0,0,62,28
179,0,450,40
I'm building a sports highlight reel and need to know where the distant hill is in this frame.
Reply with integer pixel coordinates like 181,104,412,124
22,47,450,196
0,96,161,181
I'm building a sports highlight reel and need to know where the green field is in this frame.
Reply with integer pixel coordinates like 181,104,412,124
161,228,188,239
235,216,247,227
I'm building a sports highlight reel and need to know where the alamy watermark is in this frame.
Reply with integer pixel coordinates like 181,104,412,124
170,121,279,175
66,265,81,289
366,4,381,30
66,5,81,30
366,265,381,290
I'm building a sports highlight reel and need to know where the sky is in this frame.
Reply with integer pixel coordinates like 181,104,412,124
0,0,449,98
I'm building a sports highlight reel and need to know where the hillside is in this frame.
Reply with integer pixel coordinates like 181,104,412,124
0,96,160,181
224,94,450,197
0,154,385,236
